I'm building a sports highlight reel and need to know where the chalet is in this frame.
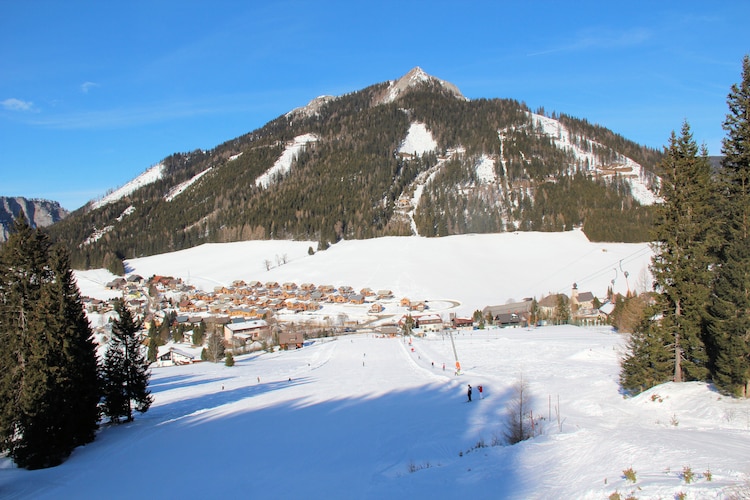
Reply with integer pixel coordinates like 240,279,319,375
378,325,400,336
224,319,270,344
409,301,426,312
360,288,374,297
282,282,298,291
495,312,525,328
377,289,394,299
451,317,474,329
279,331,305,350
285,299,306,312
318,285,335,294
268,299,284,310
369,303,385,313
265,281,280,289
400,313,443,332
349,294,365,305
156,346,196,367
332,293,349,304
414,313,443,329
482,299,533,324
338,285,354,295
106,277,127,289
175,315,204,326
300,282,316,291
224,319,270,342
400,297,412,307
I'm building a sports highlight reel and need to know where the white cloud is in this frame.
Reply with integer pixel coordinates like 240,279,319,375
1,98,34,112
528,28,652,57
80,81,99,93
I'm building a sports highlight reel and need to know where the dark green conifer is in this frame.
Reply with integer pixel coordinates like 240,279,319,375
621,123,716,392
620,304,674,393
0,214,100,469
709,55,750,397
101,301,152,423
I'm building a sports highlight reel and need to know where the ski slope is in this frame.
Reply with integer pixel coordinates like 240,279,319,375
2,327,749,499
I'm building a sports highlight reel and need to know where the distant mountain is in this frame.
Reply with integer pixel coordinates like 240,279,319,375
0,196,69,242
47,67,663,272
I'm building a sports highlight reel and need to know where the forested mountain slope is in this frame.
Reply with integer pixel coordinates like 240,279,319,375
46,67,662,272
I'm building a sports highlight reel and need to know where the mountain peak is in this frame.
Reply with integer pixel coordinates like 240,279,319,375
286,95,337,120
377,66,466,105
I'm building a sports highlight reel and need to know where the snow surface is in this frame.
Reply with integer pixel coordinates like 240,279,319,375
398,122,437,157
165,167,212,202
3,231,749,498
255,133,318,189
2,327,748,498
74,230,653,318
90,163,165,210
475,154,497,184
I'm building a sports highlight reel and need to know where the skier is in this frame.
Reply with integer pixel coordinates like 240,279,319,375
467,384,472,402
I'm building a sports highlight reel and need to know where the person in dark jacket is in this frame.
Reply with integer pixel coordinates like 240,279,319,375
467,384,472,402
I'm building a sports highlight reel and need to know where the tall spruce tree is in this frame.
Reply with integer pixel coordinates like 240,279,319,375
709,55,750,397
620,306,675,394
0,214,100,469
101,300,152,422
621,123,716,391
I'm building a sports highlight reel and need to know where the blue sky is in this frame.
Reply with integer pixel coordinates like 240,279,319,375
2,1,749,211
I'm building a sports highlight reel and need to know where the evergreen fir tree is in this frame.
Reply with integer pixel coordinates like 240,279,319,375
0,214,100,469
620,304,674,393
101,301,153,423
37,245,101,450
225,351,235,367
709,55,750,397
636,123,716,387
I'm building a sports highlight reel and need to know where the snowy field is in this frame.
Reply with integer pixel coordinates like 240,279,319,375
74,230,653,319
1,327,749,498
2,231,749,498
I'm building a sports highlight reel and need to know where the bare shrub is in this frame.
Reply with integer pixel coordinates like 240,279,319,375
503,376,543,444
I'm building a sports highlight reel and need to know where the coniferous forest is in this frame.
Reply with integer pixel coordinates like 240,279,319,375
0,215,152,469
621,55,750,398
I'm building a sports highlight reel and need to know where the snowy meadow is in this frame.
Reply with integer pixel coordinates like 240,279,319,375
1,231,749,499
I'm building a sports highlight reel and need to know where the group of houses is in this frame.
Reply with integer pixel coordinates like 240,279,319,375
88,274,613,368
482,284,610,328
91,275,403,356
